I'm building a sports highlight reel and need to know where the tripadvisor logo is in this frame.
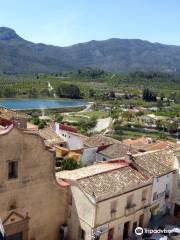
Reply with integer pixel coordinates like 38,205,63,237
135,227,144,236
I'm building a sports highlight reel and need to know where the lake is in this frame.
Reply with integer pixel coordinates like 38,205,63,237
0,99,87,110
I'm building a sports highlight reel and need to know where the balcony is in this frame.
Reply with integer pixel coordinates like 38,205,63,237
125,204,136,216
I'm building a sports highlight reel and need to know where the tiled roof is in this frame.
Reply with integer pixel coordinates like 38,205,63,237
39,127,65,146
123,137,176,152
59,124,77,133
78,166,152,201
25,126,65,146
84,134,118,148
56,161,128,180
0,107,27,119
132,149,176,177
98,142,137,158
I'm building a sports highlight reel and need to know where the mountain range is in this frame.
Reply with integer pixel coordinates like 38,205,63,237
1,27,180,74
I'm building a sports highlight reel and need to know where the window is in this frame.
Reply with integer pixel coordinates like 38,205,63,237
79,228,85,240
111,201,117,216
142,189,147,201
123,222,129,239
153,192,157,201
126,195,133,208
108,228,114,240
8,161,18,179
139,214,144,227
69,195,72,205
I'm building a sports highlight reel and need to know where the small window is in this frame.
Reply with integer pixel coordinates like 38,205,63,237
153,192,157,201
127,195,133,208
111,201,117,215
8,161,18,179
79,228,85,240
142,189,147,201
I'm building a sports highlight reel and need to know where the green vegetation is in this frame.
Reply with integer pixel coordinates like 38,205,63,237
0,69,179,142
76,117,97,134
54,113,63,123
31,116,47,129
56,157,81,171
56,83,81,99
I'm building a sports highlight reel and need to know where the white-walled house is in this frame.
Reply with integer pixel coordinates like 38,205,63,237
131,149,177,223
52,122,88,150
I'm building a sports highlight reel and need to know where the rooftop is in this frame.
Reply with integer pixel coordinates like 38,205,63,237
84,134,119,148
57,161,152,201
25,126,65,147
0,107,27,119
56,161,128,180
132,149,176,177
123,137,176,152
78,166,152,201
59,123,78,133
98,141,137,158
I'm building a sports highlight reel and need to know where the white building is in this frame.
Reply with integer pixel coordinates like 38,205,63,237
131,149,177,223
52,122,87,150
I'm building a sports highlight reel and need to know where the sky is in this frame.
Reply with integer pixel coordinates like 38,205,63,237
0,0,179,46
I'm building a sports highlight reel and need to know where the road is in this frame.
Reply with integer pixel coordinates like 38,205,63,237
48,81,56,98
92,117,112,133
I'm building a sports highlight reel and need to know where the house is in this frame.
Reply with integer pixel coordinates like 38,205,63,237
84,135,137,162
0,107,28,129
123,137,178,152
0,126,67,240
138,114,168,126
82,135,119,164
38,126,66,148
52,122,88,150
0,117,13,133
55,145,81,163
57,161,153,240
131,149,177,223
96,142,137,161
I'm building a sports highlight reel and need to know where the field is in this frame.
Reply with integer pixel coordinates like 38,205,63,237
0,70,179,141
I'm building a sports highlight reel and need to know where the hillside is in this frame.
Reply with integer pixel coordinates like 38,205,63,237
1,27,180,73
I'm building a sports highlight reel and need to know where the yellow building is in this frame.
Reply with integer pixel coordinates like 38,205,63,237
55,145,81,163
57,161,153,240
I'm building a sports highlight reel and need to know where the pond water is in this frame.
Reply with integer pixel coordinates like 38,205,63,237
0,99,87,110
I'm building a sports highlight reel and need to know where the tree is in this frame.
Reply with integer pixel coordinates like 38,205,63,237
77,116,97,133
164,121,178,134
143,88,156,102
3,87,16,98
28,87,38,98
55,113,63,123
157,100,163,110
121,111,134,121
60,157,81,170
89,89,95,97
110,108,119,120
56,83,81,99
40,88,51,97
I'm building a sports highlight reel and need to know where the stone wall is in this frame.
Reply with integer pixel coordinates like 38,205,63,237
0,127,67,240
